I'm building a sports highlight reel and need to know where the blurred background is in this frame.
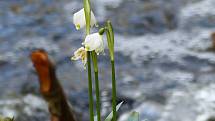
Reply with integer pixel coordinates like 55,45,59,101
0,0,215,121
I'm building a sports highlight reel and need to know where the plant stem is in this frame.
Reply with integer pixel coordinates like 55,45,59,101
111,60,117,121
83,0,91,35
83,0,94,120
95,71,101,121
106,21,117,121
92,52,101,121
87,51,94,121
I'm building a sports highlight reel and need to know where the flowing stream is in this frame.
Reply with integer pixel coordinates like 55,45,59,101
0,0,215,121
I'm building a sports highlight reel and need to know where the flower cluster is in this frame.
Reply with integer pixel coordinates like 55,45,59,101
71,9,104,66
71,2,119,121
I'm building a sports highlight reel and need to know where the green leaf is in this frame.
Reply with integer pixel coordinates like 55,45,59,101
104,101,124,121
127,111,140,121
105,21,115,61
105,27,114,61
106,21,114,46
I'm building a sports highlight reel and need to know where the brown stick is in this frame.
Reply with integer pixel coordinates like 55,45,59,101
30,50,77,121
211,32,215,50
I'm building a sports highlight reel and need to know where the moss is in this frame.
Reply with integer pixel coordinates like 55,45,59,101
0,116,14,121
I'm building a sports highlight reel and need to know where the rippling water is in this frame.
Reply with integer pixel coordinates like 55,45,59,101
0,0,215,121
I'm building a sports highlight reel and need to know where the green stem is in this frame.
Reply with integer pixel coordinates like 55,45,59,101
83,0,94,120
105,21,117,120
87,51,94,121
92,52,101,121
83,0,91,35
95,71,101,121
111,60,117,121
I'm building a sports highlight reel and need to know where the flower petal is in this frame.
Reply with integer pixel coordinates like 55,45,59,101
73,8,86,30
73,8,97,30
71,47,87,66
90,11,97,27
84,33,104,53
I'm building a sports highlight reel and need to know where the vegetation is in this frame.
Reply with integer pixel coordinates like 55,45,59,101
71,0,140,121
0,116,14,121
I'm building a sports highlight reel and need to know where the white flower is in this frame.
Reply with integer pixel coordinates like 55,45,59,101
71,47,87,66
83,33,104,55
73,8,97,30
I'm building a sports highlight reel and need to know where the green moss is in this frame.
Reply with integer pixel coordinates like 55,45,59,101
0,116,14,121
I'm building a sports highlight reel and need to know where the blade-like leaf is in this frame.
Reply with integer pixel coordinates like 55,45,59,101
106,21,114,46
94,115,97,121
104,101,124,121
127,111,139,121
105,26,114,61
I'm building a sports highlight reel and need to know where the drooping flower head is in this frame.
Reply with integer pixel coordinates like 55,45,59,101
73,8,97,30
83,33,104,55
71,47,87,66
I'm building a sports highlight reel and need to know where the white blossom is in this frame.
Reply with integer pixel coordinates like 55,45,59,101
83,33,104,55
73,8,97,30
71,47,87,66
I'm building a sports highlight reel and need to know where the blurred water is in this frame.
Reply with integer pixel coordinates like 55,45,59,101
0,0,215,121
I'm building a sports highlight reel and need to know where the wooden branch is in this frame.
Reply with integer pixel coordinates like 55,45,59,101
30,50,77,121
212,32,215,50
